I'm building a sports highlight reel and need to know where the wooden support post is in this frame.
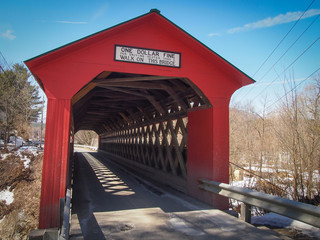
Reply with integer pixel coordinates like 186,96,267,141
187,97,230,209
39,98,72,229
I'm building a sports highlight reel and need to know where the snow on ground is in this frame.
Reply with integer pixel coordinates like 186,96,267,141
0,153,9,161
244,166,274,173
1,147,39,168
0,216,5,224
16,151,32,168
0,187,14,205
231,178,320,238
18,146,39,155
231,177,257,188
21,155,31,168
252,212,320,239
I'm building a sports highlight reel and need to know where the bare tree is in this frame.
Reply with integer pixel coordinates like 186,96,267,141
230,75,320,204
74,130,98,146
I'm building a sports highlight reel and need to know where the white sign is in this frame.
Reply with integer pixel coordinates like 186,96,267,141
114,45,181,68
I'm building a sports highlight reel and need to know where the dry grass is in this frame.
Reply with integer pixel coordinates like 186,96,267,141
0,150,43,240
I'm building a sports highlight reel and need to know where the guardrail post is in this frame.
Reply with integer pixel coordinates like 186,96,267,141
59,188,72,240
59,198,65,228
198,179,320,228
240,203,251,223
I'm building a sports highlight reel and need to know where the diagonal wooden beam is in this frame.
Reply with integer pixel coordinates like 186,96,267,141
161,84,188,110
72,83,97,105
182,77,212,107
99,86,166,115
102,124,112,132
145,95,166,115
97,82,187,111
119,112,132,126
96,71,112,79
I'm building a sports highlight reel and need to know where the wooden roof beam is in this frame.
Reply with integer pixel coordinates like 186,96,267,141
99,86,147,98
161,84,188,110
182,78,212,107
145,95,166,115
119,112,132,126
97,81,164,90
100,86,166,115
94,75,178,83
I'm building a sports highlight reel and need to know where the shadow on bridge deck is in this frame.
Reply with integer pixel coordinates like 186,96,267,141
70,151,280,240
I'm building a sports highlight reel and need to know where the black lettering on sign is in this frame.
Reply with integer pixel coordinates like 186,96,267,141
164,52,174,58
121,47,133,53
114,45,181,68
149,59,158,64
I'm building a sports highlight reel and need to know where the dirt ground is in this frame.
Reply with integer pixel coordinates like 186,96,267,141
272,228,319,240
0,150,42,240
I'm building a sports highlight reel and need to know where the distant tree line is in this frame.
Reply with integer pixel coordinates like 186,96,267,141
0,63,41,146
74,130,99,146
230,76,320,204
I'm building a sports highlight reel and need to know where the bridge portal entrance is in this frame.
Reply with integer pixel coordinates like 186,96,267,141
25,9,254,228
73,71,210,193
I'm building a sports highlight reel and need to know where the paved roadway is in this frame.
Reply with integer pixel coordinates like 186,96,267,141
70,150,280,240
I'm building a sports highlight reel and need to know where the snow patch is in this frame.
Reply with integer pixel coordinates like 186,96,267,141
0,187,14,205
1,150,34,168
232,177,257,188
21,155,31,168
252,212,320,239
0,216,5,224
252,212,292,228
0,153,9,161
16,151,32,168
18,146,39,155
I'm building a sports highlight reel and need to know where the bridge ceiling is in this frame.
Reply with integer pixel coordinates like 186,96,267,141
72,71,211,134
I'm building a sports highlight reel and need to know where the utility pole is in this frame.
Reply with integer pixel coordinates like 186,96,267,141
40,96,44,149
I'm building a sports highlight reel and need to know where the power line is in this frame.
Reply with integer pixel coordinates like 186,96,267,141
252,0,315,78
264,66,320,112
239,13,320,99
250,34,320,102
259,14,319,82
0,51,11,71
232,0,316,103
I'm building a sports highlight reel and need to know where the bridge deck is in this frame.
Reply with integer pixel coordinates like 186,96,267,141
70,151,280,240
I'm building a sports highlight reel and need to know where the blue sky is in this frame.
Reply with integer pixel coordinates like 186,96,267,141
1,0,320,113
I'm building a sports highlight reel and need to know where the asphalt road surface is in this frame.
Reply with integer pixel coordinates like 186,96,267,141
70,151,280,240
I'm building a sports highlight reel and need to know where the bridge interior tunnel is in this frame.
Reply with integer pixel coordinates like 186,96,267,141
72,71,211,192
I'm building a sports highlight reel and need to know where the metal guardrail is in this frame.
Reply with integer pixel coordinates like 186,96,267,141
59,188,72,240
74,144,98,151
30,153,75,240
199,179,320,228
29,188,72,240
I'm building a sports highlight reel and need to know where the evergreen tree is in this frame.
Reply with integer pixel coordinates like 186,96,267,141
0,64,41,145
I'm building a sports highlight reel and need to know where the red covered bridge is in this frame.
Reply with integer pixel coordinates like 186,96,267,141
25,9,254,229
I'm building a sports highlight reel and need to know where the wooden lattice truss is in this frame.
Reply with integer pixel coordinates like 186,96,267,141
101,116,188,178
